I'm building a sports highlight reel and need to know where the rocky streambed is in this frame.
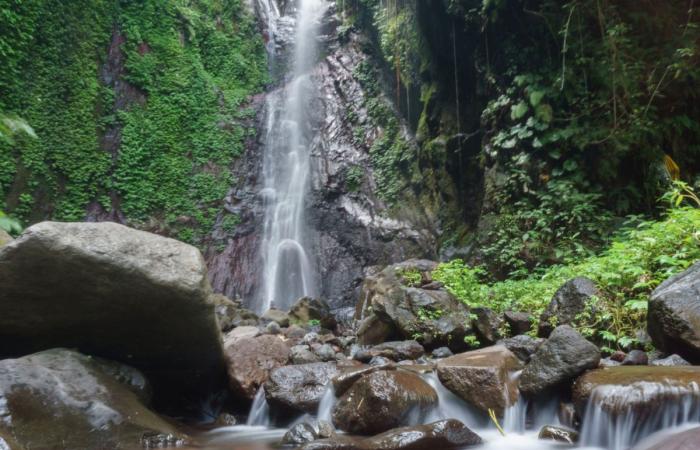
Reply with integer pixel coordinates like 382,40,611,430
1,222,700,449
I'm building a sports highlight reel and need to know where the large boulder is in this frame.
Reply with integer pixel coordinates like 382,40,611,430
265,362,339,414
223,333,290,400
572,366,700,419
356,260,471,350
647,261,700,363
631,427,700,450
0,221,225,405
0,348,184,449
436,345,521,416
538,277,599,337
332,369,438,435
519,325,600,396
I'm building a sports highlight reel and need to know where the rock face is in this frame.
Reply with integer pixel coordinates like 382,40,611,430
648,261,700,363
332,369,438,435
289,297,337,330
223,334,290,400
265,362,338,414
0,221,225,406
356,260,471,350
471,307,503,345
0,349,183,449
437,346,521,416
538,277,599,337
572,366,700,418
519,325,600,396
498,335,544,363
631,427,700,450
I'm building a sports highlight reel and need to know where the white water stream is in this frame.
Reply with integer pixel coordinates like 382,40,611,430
256,0,329,314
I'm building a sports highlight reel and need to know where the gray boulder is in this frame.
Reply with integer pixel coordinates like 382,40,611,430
223,333,289,400
471,307,503,345
498,335,545,363
538,425,579,444
0,348,184,449
0,221,224,405
650,354,691,367
332,369,438,435
519,325,600,396
538,277,599,337
265,362,338,414
648,261,700,363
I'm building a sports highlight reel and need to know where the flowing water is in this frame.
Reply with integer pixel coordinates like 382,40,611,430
257,0,328,314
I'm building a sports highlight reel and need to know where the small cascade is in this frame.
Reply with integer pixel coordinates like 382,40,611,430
246,386,271,427
580,383,700,450
316,384,336,422
422,372,488,428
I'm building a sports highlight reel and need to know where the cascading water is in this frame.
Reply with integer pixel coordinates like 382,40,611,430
257,0,328,314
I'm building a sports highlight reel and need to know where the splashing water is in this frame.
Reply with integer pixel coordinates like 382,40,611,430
316,384,336,423
258,0,329,314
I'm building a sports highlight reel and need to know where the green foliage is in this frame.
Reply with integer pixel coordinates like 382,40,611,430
345,165,365,192
435,207,700,351
0,0,267,245
396,267,422,287
0,209,21,235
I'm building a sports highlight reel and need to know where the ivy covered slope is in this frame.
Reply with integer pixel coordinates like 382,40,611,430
345,0,700,276
0,0,267,243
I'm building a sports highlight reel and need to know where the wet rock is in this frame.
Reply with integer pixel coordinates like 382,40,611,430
648,261,700,363
291,345,322,364
504,311,533,336
572,366,700,419
621,350,648,366
0,349,184,449
498,335,544,363
265,321,281,335
141,432,185,448
0,229,12,246
332,364,394,396
538,277,599,337
262,308,290,327
285,324,308,341
358,260,471,351
356,314,397,346
631,426,700,450
538,425,579,444
0,221,225,405
332,369,438,435
283,422,318,445
610,351,627,362
370,356,393,366
290,297,337,330
361,419,482,449
650,354,691,367
304,332,322,345
224,334,290,400
212,294,259,331
437,345,521,416
213,413,237,426
315,343,338,362
299,435,362,450
368,340,425,362
432,347,454,359
471,307,503,345
519,325,600,397
265,362,338,414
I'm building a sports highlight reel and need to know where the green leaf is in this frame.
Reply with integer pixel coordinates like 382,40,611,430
529,90,545,107
511,101,529,120
535,103,553,123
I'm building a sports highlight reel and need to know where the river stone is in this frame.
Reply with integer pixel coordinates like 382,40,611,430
648,261,700,363
504,311,533,336
538,425,579,444
283,423,318,445
366,340,425,361
650,354,691,366
265,362,338,414
631,426,700,450
538,277,600,337
572,366,700,419
0,221,224,406
437,345,521,416
332,369,438,435
471,307,503,346
290,297,337,330
498,335,545,363
621,349,648,366
262,308,290,327
332,363,395,396
224,334,290,400
291,345,322,364
357,260,472,351
519,325,600,396
0,348,184,449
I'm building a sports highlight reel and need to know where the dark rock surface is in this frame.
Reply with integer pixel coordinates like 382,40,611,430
648,261,700,364
290,297,337,330
503,311,533,336
0,349,184,450
0,221,225,407
519,325,600,396
436,345,521,416
498,335,545,363
538,277,599,337
265,362,338,414
332,369,438,435
621,350,649,366
471,307,503,346
357,340,425,362
538,425,579,444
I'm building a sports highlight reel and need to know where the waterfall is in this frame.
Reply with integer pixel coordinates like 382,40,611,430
258,0,329,314
579,383,700,450
316,385,336,422
246,386,271,427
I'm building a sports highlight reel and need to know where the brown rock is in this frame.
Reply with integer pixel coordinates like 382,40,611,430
437,345,521,416
224,334,290,399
